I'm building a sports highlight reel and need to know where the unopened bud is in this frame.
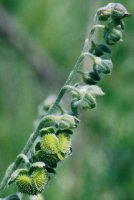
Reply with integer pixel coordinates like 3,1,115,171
94,57,113,74
71,85,104,112
107,3,131,20
104,27,123,45
89,41,111,57
97,6,111,21
97,3,131,21
58,114,79,130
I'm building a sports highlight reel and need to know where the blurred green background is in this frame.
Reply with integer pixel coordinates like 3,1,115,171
0,0,134,200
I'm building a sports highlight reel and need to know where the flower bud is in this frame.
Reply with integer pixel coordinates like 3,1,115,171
41,134,59,154
58,114,79,130
104,27,123,45
97,3,131,21
107,3,131,20
81,94,96,110
94,57,113,74
39,114,78,130
89,71,101,82
71,85,104,112
97,44,111,54
89,41,111,57
89,41,103,57
97,6,111,21
38,115,58,130
78,71,97,85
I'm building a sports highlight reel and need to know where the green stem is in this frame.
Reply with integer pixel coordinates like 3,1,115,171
47,55,84,115
0,9,99,195
0,2,130,198
0,38,90,196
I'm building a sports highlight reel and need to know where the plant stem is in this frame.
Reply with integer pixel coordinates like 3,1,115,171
0,18,97,196
47,54,84,115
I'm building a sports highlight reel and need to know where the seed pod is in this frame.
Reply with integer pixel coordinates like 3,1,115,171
31,168,49,192
104,27,123,45
41,134,59,154
58,132,71,155
35,150,58,168
16,174,36,195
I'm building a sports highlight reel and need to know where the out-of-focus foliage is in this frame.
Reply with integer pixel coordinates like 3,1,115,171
0,0,134,200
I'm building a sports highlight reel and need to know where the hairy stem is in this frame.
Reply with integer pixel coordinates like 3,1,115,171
47,54,84,114
0,3,131,197
0,32,93,195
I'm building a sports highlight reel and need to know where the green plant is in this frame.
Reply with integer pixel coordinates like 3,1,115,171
0,3,131,200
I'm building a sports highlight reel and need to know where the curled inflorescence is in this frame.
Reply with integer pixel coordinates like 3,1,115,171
3,3,130,199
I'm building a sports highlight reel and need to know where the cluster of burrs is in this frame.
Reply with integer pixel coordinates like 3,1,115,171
8,115,76,196
6,3,130,199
